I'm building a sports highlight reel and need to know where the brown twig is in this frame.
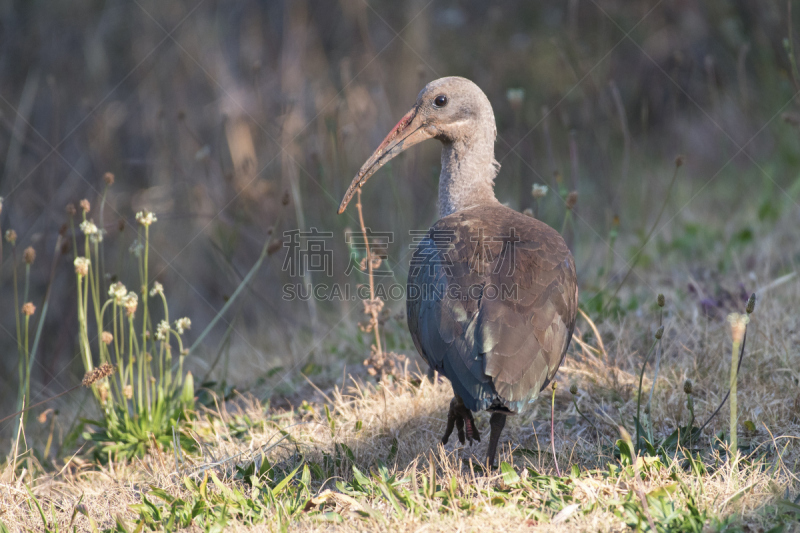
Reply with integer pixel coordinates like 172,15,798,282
355,188,382,358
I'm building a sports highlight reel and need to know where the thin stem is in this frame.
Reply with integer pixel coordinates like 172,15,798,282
13,245,21,355
0,384,83,425
698,331,747,436
729,338,741,456
134,314,142,415
99,186,109,296
22,314,30,426
550,384,561,477
141,225,151,414
355,188,382,356
604,162,681,313
571,395,615,448
686,393,696,448
636,335,660,452
113,302,123,388
560,210,572,239
23,264,30,309
29,235,63,403
645,309,664,444
188,209,285,355
604,218,619,285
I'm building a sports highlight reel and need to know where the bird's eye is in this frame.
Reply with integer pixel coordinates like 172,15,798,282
433,94,448,108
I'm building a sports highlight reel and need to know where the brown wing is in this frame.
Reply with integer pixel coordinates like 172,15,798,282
406,204,577,413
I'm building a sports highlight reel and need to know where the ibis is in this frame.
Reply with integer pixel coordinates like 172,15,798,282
338,77,578,467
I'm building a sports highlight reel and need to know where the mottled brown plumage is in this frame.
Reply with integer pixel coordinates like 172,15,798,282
339,77,578,467
407,204,577,413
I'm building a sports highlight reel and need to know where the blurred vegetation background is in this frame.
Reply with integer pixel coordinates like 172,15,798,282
1,0,800,442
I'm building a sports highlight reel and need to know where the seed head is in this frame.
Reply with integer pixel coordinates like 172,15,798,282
123,385,133,399
79,199,90,213
109,281,127,303
149,281,164,297
74,257,90,276
569,383,578,395
82,363,115,387
80,220,99,235
101,331,113,345
566,190,578,210
746,293,756,315
135,210,157,226
657,293,665,307
174,317,191,335
655,325,664,339
531,184,548,199
727,313,749,344
22,302,36,316
675,155,685,168
37,409,52,424
156,320,170,341
552,381,558,391
123,292,138,316
683,380,693,394
23,246,36,264
103,172,115,185
522,207,534,217
5,229,17,244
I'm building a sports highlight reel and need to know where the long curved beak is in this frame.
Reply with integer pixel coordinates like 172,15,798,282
338,106,434,214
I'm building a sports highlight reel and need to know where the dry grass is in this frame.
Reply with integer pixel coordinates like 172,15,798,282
1,218,799,532
2,255,799,531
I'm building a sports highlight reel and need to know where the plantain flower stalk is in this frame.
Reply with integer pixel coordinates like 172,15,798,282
727,313,750,455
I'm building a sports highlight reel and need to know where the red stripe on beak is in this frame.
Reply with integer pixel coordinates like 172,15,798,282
375,107,417,154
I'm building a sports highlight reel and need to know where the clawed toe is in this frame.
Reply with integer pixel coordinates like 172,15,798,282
442,396,481,445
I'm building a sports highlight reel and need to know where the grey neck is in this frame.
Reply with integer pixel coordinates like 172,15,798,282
437,133,500,218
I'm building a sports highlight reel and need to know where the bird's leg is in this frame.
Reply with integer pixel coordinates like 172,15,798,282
485,412,507,468
442,396,481,445
426,366,436,383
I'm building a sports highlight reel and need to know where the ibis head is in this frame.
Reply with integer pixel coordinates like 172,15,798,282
338,77,501,217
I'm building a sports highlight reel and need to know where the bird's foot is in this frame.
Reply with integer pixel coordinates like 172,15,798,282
442,396,481,445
